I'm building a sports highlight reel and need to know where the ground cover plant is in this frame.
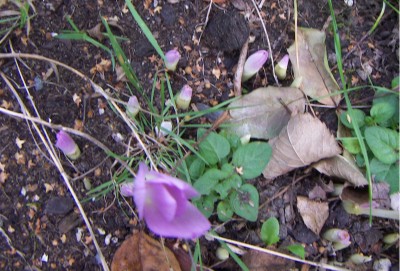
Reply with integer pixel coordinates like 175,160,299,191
0,0,398,271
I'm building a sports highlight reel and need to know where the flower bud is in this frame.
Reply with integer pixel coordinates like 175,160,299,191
55,131,81,160
155,121,173,137
242,50,268,82
383,233,399,246
216,247,229,261
349,253,372,265
323,228,351,251
176,84,192,110
165,49,181,71
275,54,289,80
126,95,140,118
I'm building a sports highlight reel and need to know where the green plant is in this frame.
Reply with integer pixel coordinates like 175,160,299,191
180,129,271,222
339,76,399,194
260,217,305,259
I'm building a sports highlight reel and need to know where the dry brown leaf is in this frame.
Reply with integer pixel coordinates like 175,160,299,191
242,249,295,271
287,28,341,106
86,23,104,41
263,113,341,179
111,231,181,271
313,155,368,187
227,86,305,140
297,196,329,235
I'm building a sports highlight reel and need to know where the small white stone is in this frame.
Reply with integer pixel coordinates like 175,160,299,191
20,187,26,196
76,227,83,242
41,253,48,263
105,233,112,245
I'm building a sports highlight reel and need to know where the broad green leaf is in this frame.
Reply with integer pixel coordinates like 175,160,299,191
391,76,399,89
217,201,234,222
340,137,361,154
198,131,230,165
214,174,242,199
229,184,259,222
226,132,241,150
233,142,272,179
370,158,399,193
194,193,217,218
194,168,228,195
372,90,399,128
226,87,305,140
370,102,396,124
340,109,366,129
287,28,341,105
189,158,206,180
365,126,399,165
221,163,235,175
286,244,305,259
260,217,280,245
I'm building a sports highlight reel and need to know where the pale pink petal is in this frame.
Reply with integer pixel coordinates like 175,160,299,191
120,181,135,197
132,163,150,218
148,172,199,199
56,130,77,154
144,201,211,239
147,182,177,221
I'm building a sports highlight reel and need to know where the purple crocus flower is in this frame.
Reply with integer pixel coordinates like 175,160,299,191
121,163,211,239
55,130,81,160
165,49,181,71
176,84,193,110
242,50,269,82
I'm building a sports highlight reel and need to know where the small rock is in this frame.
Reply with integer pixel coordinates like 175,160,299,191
45,197,74,215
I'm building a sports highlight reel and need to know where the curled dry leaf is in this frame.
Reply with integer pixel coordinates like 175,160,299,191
297,196,329,235
227,87,305,140
242,250,295,271
313,155,368,187
263,113,341,179
287,28,341,106
111,232,181,271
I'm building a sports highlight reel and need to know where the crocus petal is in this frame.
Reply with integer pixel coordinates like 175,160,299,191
275,54,289,80
120,181,135,197
176,85,193,110
146,182,177,221
147,172,199,199
242,50,269,82
127,95,140,117
165,49,181,71
55,131,81,160
132,163,150,218
144,201,211,239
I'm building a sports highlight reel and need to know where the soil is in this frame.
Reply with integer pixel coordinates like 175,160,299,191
0,0,398,271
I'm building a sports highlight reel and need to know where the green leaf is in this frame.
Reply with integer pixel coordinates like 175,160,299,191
370,158,399,193
217,201,234,222
221,163,235,175
232,142,272,179
194,194,217,218
198,131,230,165
286,244,305,259
370,102,396,124
260,217,280,245
340,109,366,129
193,168,227,195
391,76,399,89
214,174,242,199
189,158,206,180
372,91,399,128
340,137,361,154
365,126,399,165
229,184,259,222
226,132,241,150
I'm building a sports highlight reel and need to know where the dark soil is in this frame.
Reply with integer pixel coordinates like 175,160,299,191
0,0,398,270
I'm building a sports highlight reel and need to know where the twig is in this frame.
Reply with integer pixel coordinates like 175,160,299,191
233,39,249,96
207,234,352,271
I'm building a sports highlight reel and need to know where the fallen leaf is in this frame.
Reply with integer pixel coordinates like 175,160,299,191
73,93,82,107
0,171,9,184
86,23,104,41
263,113,341,179
313,155,368,187
227,87,305,140
288,28,341,105
212,67,221,79
242,249,295,271
297,196,329,235
111,232,182,271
